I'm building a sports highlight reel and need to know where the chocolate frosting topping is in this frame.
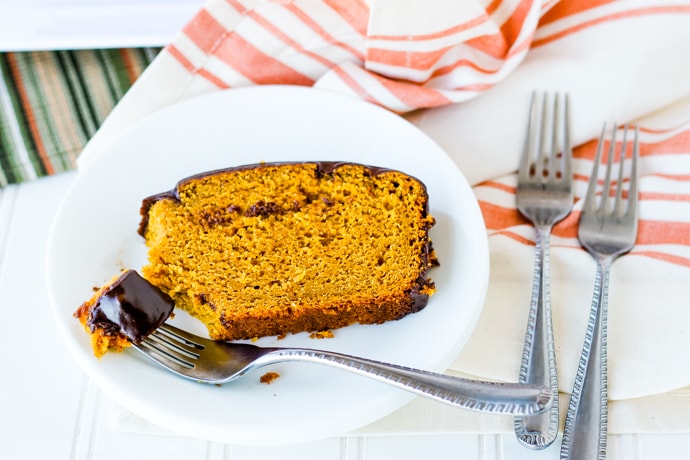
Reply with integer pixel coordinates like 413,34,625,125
137,161,429,236
87,270,174,344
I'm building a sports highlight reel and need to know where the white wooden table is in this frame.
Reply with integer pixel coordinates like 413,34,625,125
2,171,687,459
0,0,205,51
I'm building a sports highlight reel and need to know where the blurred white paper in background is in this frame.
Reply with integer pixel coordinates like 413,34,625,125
0,0,205,51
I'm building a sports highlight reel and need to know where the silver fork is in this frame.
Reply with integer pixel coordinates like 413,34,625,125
560,124,639,460
514,92,573,449
134,323,553,415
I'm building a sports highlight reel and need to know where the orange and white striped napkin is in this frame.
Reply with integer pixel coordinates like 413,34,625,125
82,0,690,436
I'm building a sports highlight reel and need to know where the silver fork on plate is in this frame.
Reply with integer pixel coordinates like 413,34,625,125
514,92,573,449
134,323,553,415
560,125,639,460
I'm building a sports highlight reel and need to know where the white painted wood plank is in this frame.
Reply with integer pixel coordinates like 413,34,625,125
1,173,83,459
87,392,209,460
231,437,342,460
636,433,690,459
364,434,481,460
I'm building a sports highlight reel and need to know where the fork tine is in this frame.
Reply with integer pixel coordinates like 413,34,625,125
140,333,196,369
599,123,618,213
149,330,201,360
138,323,208,368
613,126,629,216
584,124,607,213
547,93,572,182
561,93,572,180
546,93,559,181
536,93,548,178
158,323,205,349
519,92,539,182
628,127,640,217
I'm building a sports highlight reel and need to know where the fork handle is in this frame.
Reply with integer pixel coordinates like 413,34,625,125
560,259,610,460
257,348,553,416
514,225,560,449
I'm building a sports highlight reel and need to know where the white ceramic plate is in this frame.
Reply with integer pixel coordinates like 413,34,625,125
46,85,489,445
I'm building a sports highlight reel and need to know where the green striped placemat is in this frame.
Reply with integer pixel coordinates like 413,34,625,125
0,48,160,186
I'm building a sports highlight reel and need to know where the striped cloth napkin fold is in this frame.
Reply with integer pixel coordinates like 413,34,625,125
74,0,690,436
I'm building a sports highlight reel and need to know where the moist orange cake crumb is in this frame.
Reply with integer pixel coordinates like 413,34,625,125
309,330,335,339
138,161,437,341
260,372,281,384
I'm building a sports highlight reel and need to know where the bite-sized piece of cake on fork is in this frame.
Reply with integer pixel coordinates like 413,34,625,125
74,270,174,358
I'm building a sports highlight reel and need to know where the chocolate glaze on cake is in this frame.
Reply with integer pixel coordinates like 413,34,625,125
79,270,174,344
138,161,431,236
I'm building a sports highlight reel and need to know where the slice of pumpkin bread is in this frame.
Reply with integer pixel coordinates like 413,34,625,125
138,162,437,341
